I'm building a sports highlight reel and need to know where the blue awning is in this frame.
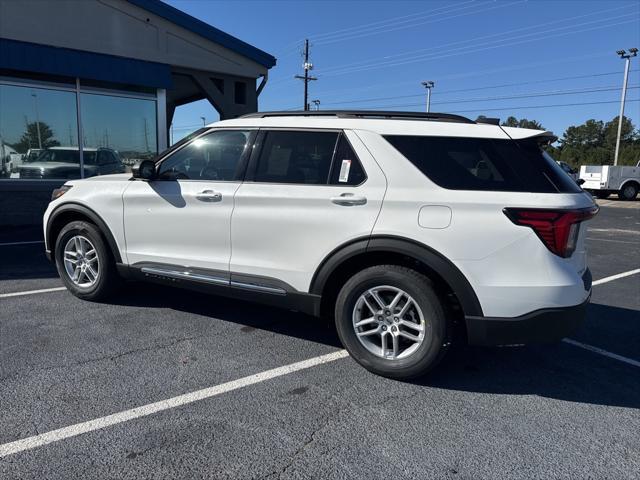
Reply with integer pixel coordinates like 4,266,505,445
0,38,172,89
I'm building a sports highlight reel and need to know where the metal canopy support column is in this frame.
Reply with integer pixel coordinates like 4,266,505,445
157,88,167,151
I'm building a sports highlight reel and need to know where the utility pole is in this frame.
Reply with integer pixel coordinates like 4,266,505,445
294,39,317,111
421,81,434,113
312,99,321,111
614,48,637,166
200,116,206,126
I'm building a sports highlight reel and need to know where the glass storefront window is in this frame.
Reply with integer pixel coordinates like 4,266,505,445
0,83,79,179
80,92,157,174
0,79,159,180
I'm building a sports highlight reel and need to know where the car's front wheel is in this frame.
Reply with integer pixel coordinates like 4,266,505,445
334,265,450,379
54,220,120,301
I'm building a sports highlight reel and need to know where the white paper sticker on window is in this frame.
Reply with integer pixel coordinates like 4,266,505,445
338,159,352,183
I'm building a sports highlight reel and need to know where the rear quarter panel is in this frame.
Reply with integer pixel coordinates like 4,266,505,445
355,129,596,317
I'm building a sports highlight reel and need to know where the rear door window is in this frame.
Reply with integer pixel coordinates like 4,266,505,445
254,131,339,184
384,135,581,193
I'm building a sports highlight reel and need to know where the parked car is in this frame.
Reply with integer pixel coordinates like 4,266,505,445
43,111,598,379
19,146,125,179
579,162,640,200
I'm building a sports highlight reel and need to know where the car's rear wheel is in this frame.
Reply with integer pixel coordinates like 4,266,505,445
55,220,120,301
620,183,638,201
335,265,450,379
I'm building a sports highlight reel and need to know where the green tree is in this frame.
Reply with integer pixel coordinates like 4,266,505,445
501,116,544,130
12,121,60,153
603,115,635,148
560,119,604,148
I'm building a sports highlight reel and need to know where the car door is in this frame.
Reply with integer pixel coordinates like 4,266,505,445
230,129,386,293
123,129,255,279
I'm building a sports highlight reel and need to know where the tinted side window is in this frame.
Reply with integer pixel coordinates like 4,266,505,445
159,130,251,181
254,131,338,184
384,135,581,193
329,134,366,186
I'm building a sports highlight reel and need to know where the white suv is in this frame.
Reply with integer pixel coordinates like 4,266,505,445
44,111,597,379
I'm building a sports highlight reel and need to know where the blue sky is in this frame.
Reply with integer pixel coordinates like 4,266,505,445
166,0,640,142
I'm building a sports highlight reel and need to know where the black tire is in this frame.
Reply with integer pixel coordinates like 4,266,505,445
54,220,120,301
619,183,638,201
334,265,450,380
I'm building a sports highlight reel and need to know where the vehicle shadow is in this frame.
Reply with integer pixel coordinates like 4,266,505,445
107,283,640,410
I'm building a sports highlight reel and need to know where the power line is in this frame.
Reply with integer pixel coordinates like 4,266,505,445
302,51,614,99
349,98,640,113
315,4,631,75
447,98,640,114
314,1,505,45
267,9,636,90
317,71,637,107
308,1,479,42
320,13,638,77
321,85,640,111
269,1,479,60
356,85,640,108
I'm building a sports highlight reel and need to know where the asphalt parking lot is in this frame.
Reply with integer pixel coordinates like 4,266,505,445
1,200,639,479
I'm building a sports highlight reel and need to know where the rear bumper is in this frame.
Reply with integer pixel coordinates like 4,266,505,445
465,294,590,346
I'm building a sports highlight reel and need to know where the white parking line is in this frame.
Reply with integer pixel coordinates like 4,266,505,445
592,268,640,286
0,240,44,247
0,349,349,458
0,287,66,299
562,339,640,368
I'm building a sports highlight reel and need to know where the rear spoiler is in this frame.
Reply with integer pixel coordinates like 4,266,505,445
529,131,558,145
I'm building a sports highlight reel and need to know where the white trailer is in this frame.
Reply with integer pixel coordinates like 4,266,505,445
579,163,640,200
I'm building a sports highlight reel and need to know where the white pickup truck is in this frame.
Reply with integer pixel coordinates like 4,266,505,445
579,163,640,200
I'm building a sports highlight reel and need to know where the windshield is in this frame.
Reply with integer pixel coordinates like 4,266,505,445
154,128,209,164
35,150,97,165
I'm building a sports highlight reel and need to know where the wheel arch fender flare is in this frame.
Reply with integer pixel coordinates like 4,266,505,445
46,202,123,263
620,178,640,190
310,235,483,317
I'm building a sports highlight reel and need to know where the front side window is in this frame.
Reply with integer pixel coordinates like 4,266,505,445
254,131,339,184
158,130,251,181
384,135,581,193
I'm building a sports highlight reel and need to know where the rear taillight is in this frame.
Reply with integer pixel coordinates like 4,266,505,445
503,206,599,258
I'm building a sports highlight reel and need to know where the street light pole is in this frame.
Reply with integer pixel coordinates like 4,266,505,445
200,116,206,126
421,81,434,113
614,48,637,166
31,92,42,149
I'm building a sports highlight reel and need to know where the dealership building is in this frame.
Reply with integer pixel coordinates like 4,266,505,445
0,0,275,225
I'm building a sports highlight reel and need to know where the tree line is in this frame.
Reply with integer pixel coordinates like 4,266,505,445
498,115,640,167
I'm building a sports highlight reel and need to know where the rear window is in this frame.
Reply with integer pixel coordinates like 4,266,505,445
384,135,581,193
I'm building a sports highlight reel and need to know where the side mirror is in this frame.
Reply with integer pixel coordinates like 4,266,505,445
577,178,585,186
131,159,157,181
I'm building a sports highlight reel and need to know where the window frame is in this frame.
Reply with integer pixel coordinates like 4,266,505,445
244,128,368,187
154,128,258,183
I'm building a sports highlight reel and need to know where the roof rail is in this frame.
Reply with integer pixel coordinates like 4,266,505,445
239,110,475,124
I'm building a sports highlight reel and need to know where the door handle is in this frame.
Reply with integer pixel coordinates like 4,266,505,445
331,193,367,206
196,190,223,202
